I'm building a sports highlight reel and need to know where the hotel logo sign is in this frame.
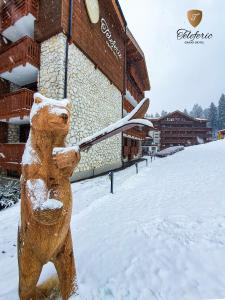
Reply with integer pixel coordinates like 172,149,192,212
187,10,202,28
84,0,122,60
177,9,213,45
101,18,122,60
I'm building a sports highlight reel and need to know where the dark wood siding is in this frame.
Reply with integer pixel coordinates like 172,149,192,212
35,0,125,92
151,111,212,149
64,0,125,92
0,79,10,96
34,0,63,42
0,122,8,143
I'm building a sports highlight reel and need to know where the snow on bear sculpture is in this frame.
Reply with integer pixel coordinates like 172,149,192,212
18,93,80,300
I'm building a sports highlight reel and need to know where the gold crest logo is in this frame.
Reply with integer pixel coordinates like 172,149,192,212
187,10,203,27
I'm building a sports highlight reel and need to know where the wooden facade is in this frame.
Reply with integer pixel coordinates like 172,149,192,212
0,0,150,173
123,138,140,159
122,28,150,161
150,111,212,150
0,143,25,173
0,0,39,32
126,29,150,95
0,88,34,120
71,1,125,92
0,36,40,74
0,0,144,97
126,76,144,103
0,122,8,143
35,0,126,92
0,79,10,96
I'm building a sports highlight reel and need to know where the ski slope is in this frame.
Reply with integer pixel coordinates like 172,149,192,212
0,140,225,300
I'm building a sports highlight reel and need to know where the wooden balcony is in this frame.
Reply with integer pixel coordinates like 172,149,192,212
123,98,134,114
161,134,198,139
126,76,143,103
160,127,211,133
161,139,194,144
131,146,139,156
0,143,25,173
0,0,39,40
0,123,8,143
123,146,130,157
161,120,193,126
0,36,40,85
123,145,139,158
0,88,33,122
125,128,146,140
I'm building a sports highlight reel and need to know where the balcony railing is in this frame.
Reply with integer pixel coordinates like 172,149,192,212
161,120,193,125
131,146,139,156
160,134,199,139
161,139,195,144
161,127,209,132
0,143,25,173
126,76,143,103
123,146,130,156
0,36,40,74
0,0,39,33
0,88,33,120
123,145,139,157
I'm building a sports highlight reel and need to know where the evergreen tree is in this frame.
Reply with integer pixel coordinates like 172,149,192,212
161,110,167,117
183,108,188,115
203,108,210,120
155,112,160,118
208,102,218,136
190,104,204,118
218,94,225,130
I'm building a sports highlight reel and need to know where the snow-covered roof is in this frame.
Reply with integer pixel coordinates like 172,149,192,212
149,111,208,123
195,118,208,121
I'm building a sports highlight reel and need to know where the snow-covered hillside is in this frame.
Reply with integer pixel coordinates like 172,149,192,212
0,140,225,300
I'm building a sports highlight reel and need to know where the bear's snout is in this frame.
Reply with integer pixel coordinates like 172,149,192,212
61,113,68,123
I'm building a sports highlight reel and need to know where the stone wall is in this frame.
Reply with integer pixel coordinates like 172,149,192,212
38,33,123,180
8,124,20,143
38,33,66,99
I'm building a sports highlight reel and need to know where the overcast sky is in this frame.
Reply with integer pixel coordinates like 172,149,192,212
119,0,225,114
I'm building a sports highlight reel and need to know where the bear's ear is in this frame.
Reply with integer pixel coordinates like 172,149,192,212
34,97,43,104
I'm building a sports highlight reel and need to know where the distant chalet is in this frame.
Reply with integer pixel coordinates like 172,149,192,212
149,111,212,150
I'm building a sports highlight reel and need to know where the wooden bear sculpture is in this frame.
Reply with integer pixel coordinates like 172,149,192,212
18,93,80,300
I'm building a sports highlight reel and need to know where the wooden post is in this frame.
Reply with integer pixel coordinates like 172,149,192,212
146,158,148,167
135,162,138,174
109,171,114,194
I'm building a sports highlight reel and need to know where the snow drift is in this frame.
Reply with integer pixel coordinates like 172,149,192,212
156,145,184,157
0,140,225,299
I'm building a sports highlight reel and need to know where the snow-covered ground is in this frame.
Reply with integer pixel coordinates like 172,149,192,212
0,140,225,300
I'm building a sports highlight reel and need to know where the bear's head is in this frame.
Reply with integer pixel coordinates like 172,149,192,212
30,93,71,134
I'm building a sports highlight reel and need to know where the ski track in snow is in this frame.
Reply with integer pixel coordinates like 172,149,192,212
0,140,225,300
